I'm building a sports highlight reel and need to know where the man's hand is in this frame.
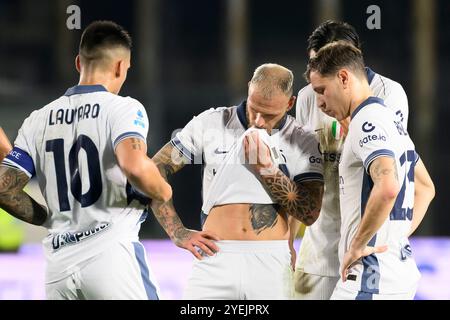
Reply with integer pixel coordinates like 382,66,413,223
173,228,221,260
340,245,388,282
244,130,274,173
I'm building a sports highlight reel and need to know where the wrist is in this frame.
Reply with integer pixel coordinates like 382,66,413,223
257,163,278,176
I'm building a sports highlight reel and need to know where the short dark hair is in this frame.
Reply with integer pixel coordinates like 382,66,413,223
307,20,361,54
79,20,132,63
305,41,366,81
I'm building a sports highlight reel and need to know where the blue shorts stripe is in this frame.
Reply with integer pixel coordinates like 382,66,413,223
133,242,159,300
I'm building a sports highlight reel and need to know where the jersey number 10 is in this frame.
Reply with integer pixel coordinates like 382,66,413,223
46,135,102,212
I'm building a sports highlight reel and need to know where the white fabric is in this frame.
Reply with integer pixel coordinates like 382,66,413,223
45,240,161,300
173,103,323,216
4,85,151,283
295,68,410,277
293,271,339,300
183,240,292,300
338,97,420,295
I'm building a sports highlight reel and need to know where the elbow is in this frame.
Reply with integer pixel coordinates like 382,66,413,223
381,182,400,201
157,183,173,203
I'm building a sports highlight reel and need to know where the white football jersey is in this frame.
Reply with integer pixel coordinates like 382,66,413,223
3,85,150,282
173,101,323,223
296,68,410,277
337,97,420,295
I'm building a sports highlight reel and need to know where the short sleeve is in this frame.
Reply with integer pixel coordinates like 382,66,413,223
351,112,396,173
171,108,217,162
295,85,315,126
2,115,36,178
290,128,324,184
110,98,149,150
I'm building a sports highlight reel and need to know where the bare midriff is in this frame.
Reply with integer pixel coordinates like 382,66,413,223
203,203,289,240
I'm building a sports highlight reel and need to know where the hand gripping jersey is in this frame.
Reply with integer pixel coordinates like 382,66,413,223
2,85,151,282
337,97,420,296
172,101,323,221
296,68,410,277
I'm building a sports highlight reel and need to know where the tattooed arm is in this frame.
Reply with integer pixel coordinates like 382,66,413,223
115,137,172,202
0,166,47,225
0,128,12,162
151,143,219,259
340,156,398,281
244,131,324,226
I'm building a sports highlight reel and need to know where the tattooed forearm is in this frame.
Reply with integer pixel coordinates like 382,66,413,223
153,143,189,179
0,166,47,225
259,168,323,226
150,200,188,243
249,204,279,234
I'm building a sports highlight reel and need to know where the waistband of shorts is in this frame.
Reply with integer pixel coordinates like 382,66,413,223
215,240,289,253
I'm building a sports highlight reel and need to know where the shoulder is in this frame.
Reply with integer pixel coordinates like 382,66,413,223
372,72,407,99
283,116,318,146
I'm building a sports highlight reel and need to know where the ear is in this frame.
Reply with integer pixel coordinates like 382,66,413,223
337,69,349,88
286,95,296,111
115,60,123,78
75,55,81,73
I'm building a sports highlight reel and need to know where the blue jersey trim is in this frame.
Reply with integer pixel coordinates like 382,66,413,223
113,132,146,149
366,67,376,85
171,137,194,162
64,85,107,96
293,172,324,183
351,96,385,120
363,149,395,173
3,147,36,177
133,242,159,300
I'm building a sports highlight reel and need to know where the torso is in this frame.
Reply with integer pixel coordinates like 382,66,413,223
204,203,289,240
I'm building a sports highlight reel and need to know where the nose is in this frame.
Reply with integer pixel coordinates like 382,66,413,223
254,112,265,128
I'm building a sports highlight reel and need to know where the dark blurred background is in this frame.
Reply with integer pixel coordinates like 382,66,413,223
0,0,448,238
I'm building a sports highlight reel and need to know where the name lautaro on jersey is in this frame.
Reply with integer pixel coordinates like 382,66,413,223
49,103,100,126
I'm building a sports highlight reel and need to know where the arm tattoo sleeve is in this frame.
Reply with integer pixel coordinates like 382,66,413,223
151,143,190,240
0,166,47,225
259,168,323,225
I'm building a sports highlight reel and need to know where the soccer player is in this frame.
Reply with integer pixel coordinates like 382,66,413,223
291,20,434,300
306,41,434,299
0,127,12,162
151,63,324,299
0,21,177,300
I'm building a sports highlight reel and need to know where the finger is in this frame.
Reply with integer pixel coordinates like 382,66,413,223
341,266,348,282
190,246,203,260
198,237,219,253
373,245,388,254
193,241,215,256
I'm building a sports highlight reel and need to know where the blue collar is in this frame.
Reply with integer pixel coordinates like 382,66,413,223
366,67,376,85
351,96,385,119
236,100,288,130
64,85,108,96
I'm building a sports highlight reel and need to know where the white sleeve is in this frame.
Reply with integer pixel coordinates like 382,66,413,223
384,82,409,130
110,98,149,150
171,108,217,162
290,128,324,184
2,113,36,178
295,85,315,126
351,110,396,173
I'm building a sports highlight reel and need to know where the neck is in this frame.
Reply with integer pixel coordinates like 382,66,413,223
78,71,115,93
348,80,373,119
